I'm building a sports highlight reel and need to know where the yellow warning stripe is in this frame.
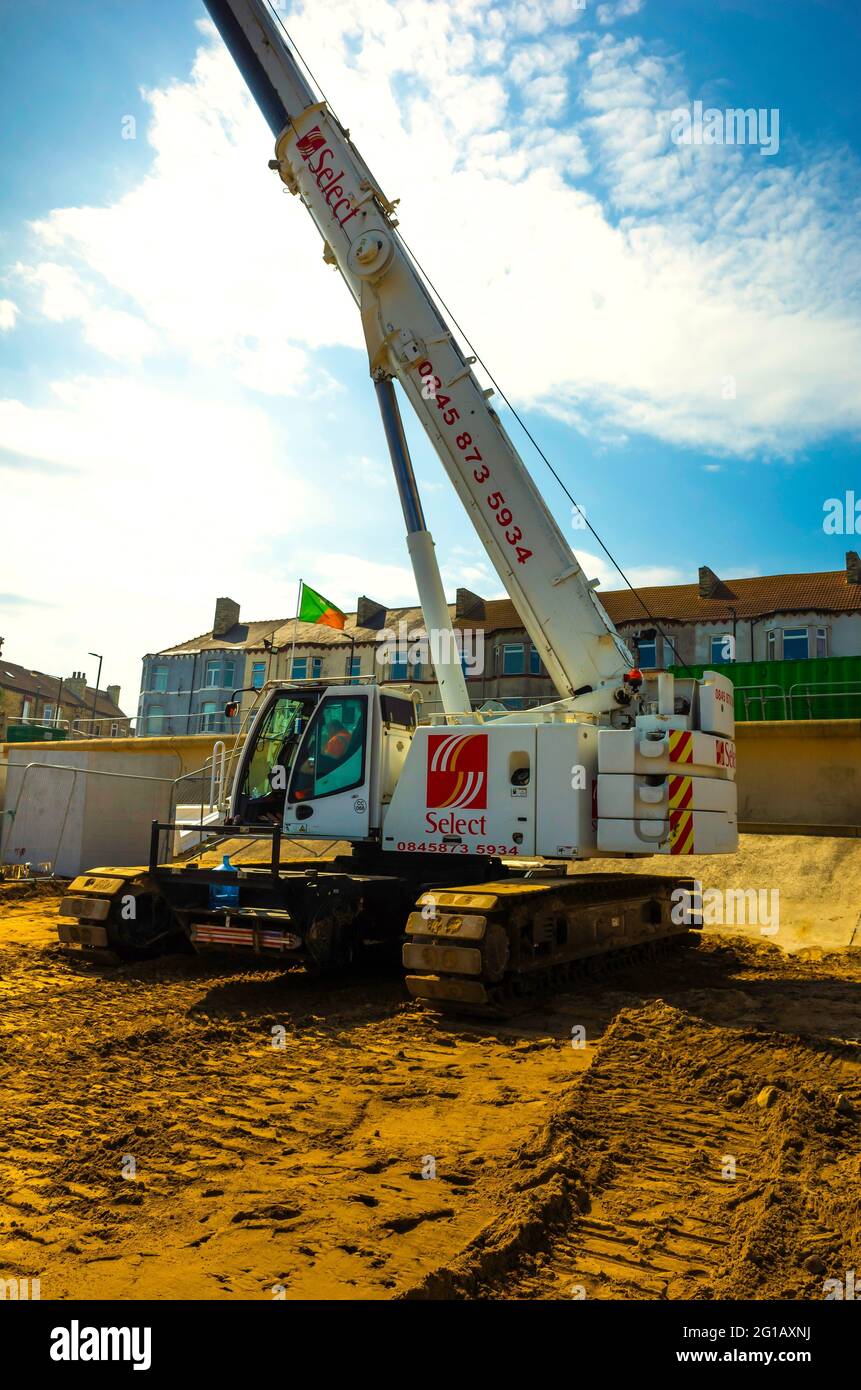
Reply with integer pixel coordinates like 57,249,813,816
668,730,693,764
668,774,693,810
669,808,695,855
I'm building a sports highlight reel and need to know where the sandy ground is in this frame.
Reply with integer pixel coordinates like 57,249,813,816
0,836,859,1302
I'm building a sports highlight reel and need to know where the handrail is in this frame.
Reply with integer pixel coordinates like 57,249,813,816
168,742,228,825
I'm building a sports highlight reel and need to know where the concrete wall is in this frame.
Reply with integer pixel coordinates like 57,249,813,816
0,734,240,823
736,719,861,833
0,734,242,876
1,750,176,877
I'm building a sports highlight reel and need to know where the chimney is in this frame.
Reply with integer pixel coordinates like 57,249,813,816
107,684,121,708
66,671,87,700
847,551,861,586
698,566,733,600
456,588,486,621
213,597,240,638
356,595,388,631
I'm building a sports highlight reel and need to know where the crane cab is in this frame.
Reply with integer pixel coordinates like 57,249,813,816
230,682,417,842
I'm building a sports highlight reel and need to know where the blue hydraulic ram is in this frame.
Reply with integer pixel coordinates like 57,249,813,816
202,0,313,135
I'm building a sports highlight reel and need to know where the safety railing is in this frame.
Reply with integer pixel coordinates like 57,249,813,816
731,680,861,721
731,684,788,721
787,681,861,720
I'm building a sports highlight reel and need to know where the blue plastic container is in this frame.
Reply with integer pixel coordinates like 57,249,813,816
209,854,240,911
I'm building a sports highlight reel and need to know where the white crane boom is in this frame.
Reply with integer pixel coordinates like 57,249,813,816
203,0,635,704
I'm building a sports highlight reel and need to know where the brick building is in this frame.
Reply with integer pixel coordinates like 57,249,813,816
0,660,127,739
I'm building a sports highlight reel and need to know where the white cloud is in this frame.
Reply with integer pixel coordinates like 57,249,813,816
575,549,690,590
597,0,646,25
0,374,316,703
0,298,19,331
14,3,861,458
15,262,158,361
291,551,417,609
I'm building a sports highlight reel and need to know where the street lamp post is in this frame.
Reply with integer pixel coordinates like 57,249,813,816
89,651,103,736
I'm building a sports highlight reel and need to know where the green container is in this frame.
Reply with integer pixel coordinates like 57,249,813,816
5,723,68,742
668,655,861,722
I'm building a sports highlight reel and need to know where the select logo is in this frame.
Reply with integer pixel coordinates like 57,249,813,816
426,732,488,810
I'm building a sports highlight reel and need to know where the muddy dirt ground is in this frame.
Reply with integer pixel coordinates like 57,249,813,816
1,872,859,1302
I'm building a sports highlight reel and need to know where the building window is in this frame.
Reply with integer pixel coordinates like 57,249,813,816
147,705,165,735
21,699,31,721
201,701,218,732
251,661,266,688
110,722,119,737
390,658,408,681
636,635,658,669
782,628,809,661
311,657,322,679
292,657,308,680
529,648,541,676
767,629,776,660
151,665,168,693
204,659,220,687
816,627,828,659
223,660,236,689
42,703,54,723
348,655,361,681
709,635,734,665
502,643,525,676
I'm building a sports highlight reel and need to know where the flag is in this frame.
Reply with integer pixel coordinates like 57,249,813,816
298,581,346,631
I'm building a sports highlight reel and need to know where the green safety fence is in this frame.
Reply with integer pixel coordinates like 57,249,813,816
668,655,861,722
4,724,68,743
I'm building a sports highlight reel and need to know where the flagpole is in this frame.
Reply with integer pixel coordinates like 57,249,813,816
289,579,302,682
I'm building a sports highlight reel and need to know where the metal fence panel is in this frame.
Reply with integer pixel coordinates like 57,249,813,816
668,655,861,721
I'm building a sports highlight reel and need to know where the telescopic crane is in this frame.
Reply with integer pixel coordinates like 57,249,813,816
58,0,737,1012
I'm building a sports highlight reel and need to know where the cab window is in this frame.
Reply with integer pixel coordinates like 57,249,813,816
289,696,367,802
241,695,304,801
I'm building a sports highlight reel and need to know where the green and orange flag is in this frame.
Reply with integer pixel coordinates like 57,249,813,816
298,581,346,631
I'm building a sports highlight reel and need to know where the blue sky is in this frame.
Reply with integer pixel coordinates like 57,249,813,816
1,0,860,710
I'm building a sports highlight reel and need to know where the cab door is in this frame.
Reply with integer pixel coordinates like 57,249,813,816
283,690,374,841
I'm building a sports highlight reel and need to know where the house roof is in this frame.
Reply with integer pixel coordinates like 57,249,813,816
158,598,533,656
600,570,861,627
152,568,860,657
0,660,126,718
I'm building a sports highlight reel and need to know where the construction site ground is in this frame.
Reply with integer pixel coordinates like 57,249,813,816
0,834,859,1301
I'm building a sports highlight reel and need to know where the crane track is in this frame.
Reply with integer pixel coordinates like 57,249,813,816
403,872,699,1016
